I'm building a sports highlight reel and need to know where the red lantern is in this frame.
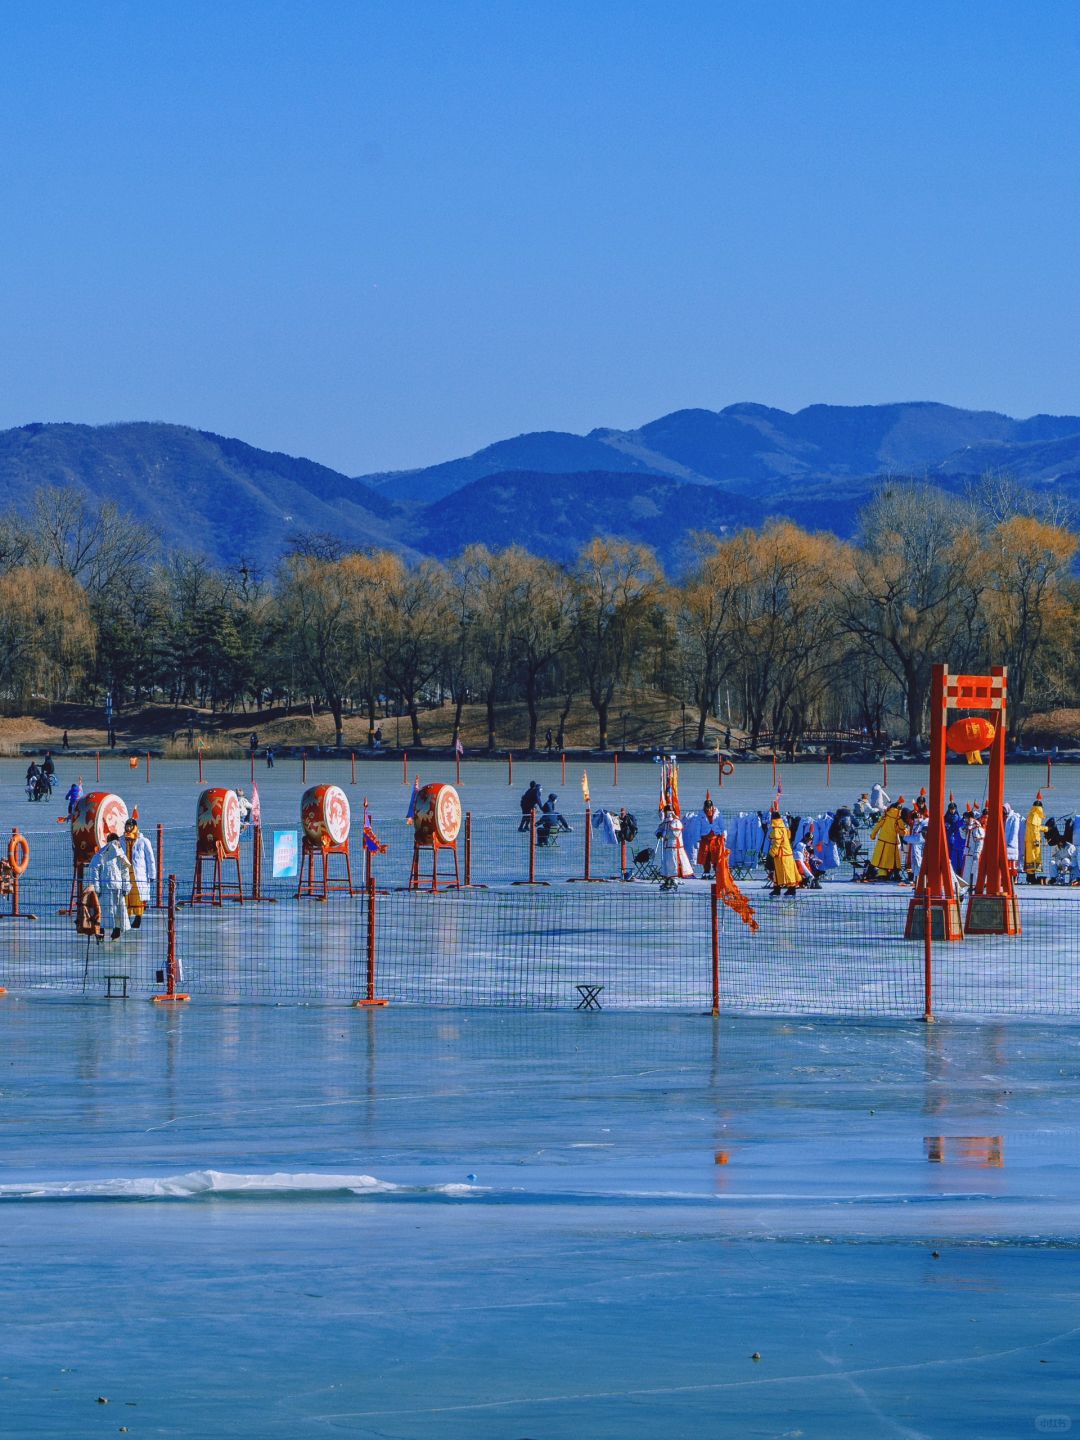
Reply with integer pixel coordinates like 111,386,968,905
945,716,996,755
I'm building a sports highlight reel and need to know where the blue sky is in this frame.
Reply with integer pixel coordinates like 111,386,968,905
1,0,1078,473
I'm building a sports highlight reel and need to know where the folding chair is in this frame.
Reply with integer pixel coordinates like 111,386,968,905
730,853,757,882
631,845,664,884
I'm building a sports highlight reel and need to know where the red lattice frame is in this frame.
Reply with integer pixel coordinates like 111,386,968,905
907,664,1018,939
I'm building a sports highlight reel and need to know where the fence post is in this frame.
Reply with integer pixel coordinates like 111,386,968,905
826,754,831,788
584,805,592,880
711,877,720,1018
613,753,618,787
197,749,203,784
883,756,889,791
10,826,20,918
561,752,566,785
96,750,101,782
922,895,934,1023
403,752,408,785
620,837,627,881
529,808,537,883
302,750,307,784
251,750,256,784
508,752,513,786
146,751,151,783
252,823,262,902
353,874,388,1007
155,824,164,908
464,811,472,886
350,751,356,786
1047,756,1054,791
153,876,191,1004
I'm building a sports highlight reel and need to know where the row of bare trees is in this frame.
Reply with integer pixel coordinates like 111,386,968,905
0,480,1076,750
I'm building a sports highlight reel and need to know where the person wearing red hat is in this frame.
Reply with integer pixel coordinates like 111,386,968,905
688,792,725,879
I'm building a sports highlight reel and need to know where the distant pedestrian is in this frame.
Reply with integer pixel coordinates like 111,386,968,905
62,730,69,750
545,728,553,752
108,726,116,749
249,732,259,754
265,746,275,769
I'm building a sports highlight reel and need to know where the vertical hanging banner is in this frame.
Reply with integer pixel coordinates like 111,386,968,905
272,829,299,879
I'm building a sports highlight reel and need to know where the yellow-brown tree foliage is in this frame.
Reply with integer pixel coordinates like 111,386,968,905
0,565,95,705
982,514,1078,734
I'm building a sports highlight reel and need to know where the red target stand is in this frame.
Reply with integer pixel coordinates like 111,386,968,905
190,788,244,905
408,783,462,892
297,784,355,900
905,664,1018,941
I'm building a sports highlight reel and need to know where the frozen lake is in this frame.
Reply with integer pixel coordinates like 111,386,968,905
4,751,1075,888
4,756,1080,1017
1,1002,1079,1437
4,750,1073,833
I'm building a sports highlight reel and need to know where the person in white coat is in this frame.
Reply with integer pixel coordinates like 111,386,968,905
655,807,692,889
1002,803,1021,879
905,814,928,883
869,783,890,815
123,817,156,929
86,833,132,940
962,812,985,888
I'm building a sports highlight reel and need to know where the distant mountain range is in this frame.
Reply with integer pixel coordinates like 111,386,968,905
4,401,1080,573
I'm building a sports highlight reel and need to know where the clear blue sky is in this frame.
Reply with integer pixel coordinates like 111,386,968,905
1,0,1078,474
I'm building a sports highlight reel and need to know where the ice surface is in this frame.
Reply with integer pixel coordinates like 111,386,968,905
1,1003,1079,1436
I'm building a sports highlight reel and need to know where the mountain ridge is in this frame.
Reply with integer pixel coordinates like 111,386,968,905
4,402,1080,573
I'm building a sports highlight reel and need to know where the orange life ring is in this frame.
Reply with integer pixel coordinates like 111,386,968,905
720,758,735,777
8,834,30,875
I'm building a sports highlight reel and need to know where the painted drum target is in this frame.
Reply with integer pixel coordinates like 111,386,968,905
70,792,129,865
413,783,462,845
197,787,242,857
302,784,350,848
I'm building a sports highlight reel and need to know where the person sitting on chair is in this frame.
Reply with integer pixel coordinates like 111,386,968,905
537,792,572,845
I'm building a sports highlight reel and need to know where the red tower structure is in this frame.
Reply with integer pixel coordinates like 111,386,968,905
905,664,1018,941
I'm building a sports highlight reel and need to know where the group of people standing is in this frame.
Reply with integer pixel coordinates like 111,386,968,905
862,787,1047,886
81,819,157,941
24,753,56,801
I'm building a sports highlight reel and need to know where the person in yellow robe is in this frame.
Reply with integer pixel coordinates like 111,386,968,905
867,799,907,879
1024,794,1047,884
768,811,799,896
